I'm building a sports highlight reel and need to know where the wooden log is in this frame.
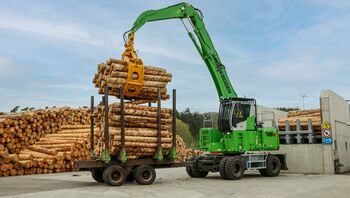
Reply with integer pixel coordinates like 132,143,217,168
0,150,9,158
112,141,172,149
110,108,171,119
28,145,57,156
110,115,172,124
113,136,172,143
110,71,172,82
19,154,33,160
109,128,171,137
109,103,172,113
108,121,171,130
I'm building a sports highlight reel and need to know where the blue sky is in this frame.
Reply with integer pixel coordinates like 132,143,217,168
0,0,349,112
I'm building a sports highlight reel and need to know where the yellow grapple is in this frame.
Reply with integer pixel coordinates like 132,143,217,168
121,32,144,98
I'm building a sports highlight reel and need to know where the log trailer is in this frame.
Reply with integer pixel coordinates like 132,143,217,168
75,2,287,186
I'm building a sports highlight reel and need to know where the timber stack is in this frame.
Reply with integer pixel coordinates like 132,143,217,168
94,103,175,159
278,109,322,134
0,125,91,176
92,58,172,101
0,108,89,155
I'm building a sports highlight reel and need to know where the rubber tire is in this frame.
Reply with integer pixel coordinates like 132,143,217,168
259,169,267,176
91,169,104,183
103,165,126,186
186,165,209,178
186,166,195,177
125,172,135,182
219,157,229,179
134,165,156,185
224,156,245,180
265,155,281,177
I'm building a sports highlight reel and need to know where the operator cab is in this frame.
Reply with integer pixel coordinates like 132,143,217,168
218,98,257,132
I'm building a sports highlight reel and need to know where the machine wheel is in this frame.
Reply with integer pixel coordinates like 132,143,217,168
186,166,209,178
134,165,156,185
265,155,281,177
219,157,229,179
258,169,267,176
103,165,126,186
186,166,195,177
91,169,104,183
125,172,135,182
225,156,245,180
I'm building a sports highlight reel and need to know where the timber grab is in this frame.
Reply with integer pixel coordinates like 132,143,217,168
122,32,145,98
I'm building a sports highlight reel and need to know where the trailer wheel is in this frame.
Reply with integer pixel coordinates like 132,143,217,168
265,155,281,177
125,172,135,182
91,169,104,183
225,156,245,180
219,157,229,179
134,165,156,185
103,165,126,186
186,166,209,178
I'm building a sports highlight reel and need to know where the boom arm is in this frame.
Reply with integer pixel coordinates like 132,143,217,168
128,2,237,100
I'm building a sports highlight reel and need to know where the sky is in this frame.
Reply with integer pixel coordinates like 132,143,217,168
0,0,349,112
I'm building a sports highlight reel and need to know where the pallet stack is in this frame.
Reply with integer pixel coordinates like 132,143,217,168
0,125,91,176
278,109,322,134
92,58,172,101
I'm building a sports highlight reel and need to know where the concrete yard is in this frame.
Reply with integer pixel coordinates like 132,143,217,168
0,168,349,198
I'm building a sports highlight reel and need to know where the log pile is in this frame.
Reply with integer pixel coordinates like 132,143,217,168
278,109,322,134
92,58,172,101
94,102,175,159
0,108,89,154
0,125,91,176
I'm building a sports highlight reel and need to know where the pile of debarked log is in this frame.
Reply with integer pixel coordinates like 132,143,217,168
0,108,90,155
278,109,322,134
0,125,91,176
94,103,176,159
92,58,172,101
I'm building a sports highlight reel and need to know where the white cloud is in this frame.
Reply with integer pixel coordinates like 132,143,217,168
138,44,202,65
311,0,350,9
0,12,101,45
0,57,19,78
259,59,341,82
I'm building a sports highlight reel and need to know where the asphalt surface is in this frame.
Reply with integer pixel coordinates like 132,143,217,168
0,168,349,198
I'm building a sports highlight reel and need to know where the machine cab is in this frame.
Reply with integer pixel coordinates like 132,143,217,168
218,98,257,132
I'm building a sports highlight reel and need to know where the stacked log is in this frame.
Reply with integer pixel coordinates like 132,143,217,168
92,58,172,100
174,136,201,162
0,108,89,154
278,109,322,134
0,125,91,176
94,102,175,159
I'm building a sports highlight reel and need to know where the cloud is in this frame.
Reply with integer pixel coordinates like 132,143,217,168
0,12,101,45
0,57,20,78
311,0,350,9
137,41,203,65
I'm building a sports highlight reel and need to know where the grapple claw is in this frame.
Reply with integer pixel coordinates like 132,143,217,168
122,32,144,98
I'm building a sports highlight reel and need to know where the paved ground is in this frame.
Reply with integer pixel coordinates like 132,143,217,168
0,168,349,198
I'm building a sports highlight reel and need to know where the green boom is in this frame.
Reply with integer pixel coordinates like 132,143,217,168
128,2,279,153
130,2,237,100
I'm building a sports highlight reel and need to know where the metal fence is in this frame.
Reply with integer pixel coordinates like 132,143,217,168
279,119,322,144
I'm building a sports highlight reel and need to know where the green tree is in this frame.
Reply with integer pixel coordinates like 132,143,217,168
177,108,203,140
10,106,20,113
171,118,196,147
